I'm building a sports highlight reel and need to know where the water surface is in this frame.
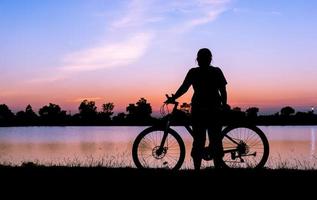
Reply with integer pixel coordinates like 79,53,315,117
0,126,316,169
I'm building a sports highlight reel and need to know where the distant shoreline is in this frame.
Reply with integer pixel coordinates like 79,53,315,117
1,101,317,127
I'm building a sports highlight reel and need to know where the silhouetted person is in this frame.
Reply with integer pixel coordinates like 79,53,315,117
169,48,229,170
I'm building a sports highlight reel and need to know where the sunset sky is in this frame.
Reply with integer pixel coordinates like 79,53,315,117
1,0,317,114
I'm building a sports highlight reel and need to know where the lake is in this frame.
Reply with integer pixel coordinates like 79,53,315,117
0,126,316,169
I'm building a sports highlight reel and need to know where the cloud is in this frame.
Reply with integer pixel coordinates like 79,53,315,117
74,97,103,102
27,73,69,83
180,7,227,32
190,9,226,26
28,32,153,82
110,0,149,29
61,32,153,72
110,0,165,29
171,0,232,32
29,0,232,82
111,0,232,31
233,7,282,16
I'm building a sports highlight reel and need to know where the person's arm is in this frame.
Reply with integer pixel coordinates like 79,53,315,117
172,70,193,100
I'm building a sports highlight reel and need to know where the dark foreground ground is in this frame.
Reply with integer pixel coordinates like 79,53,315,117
1,166,316,197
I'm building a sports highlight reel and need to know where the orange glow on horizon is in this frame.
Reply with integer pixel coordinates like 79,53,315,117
1,80,316,114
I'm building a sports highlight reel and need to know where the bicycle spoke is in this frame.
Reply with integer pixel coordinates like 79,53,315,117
134,129,184,169
220,126,269,168
166,154,179,163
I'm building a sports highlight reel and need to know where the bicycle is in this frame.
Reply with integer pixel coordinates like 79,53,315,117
132,95,270,170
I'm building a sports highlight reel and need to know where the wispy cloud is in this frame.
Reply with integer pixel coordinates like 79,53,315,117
73,97,103,102
61,32,153,72
110,0,157,29
28,32,153,82
163,0,232,31
233,7,282,16
28,73,70,83
72,0,232,70
179,7,228,32
111,0,232,31
30,0,232,82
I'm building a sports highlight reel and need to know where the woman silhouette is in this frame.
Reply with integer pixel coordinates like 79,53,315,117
169,48,229,169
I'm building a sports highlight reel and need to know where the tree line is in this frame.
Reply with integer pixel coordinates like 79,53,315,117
0,98,316,126
0,98,155,126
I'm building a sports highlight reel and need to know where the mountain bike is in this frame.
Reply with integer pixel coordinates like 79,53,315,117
132,95,269,170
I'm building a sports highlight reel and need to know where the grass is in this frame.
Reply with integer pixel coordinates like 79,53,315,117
1,153,317,185
0,152,133,168
265,154,317,170
2,162,317,178
1,152,317,169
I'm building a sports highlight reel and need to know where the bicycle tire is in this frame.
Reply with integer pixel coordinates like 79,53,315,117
132,126,186,170
218,125,270,169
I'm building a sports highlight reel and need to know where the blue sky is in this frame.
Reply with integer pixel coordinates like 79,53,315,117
1,0,317,114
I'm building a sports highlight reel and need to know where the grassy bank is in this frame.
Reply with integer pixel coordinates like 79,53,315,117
1,165,317,184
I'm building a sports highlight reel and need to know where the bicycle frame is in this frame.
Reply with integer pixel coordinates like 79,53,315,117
158,102,243,157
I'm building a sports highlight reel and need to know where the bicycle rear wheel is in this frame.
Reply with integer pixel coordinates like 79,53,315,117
132,126,185,170
219,125,269,169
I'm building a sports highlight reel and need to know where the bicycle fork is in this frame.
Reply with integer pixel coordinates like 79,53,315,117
156,119,171,156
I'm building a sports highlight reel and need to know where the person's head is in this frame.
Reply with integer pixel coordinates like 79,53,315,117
196,48,212,67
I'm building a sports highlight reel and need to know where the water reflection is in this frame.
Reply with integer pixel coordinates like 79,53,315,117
0,126,316,169
311,127,316,160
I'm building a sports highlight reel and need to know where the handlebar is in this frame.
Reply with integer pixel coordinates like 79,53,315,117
160,94,179,116
164,94,230,110
164,94,178,104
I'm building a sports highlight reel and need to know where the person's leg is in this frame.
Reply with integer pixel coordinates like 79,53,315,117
191,125,206,170
208,124,224,168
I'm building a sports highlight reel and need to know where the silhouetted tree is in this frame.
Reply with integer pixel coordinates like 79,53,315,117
25,105,38,118
39,103,66,124
71,113,81,124
112,112,126,124
79,100,97,121
99,102,114,123
126,104,136,114
0,104,14,124
102,103,114,115
0,104,14,118
126,98,152,123
280,106,295,116
16,111,24,118
246,107,259,118
16,104,38,124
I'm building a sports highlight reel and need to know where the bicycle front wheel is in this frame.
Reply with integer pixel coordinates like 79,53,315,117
132,126,185,170
220,125,269,169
